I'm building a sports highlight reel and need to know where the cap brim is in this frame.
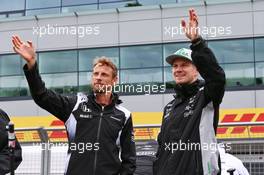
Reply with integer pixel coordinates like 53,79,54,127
165,55,192,65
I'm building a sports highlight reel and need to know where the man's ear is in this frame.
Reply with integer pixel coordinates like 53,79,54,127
112,76,118,85
195,70,199,78
193,65,199,78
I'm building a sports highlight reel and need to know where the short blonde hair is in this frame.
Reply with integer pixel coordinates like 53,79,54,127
93,56,118,78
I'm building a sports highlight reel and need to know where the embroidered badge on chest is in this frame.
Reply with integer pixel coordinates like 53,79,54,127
80,103,93,119
81,103,91,112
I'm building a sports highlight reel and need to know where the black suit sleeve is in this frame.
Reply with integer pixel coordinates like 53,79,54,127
190,38,226,105
120,116,136,175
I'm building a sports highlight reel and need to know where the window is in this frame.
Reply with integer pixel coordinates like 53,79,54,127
26,0,60,9
8,12,24,17
0,55,22,76
0,14,7,18
62,5,97,13
79,48,119,72
41,73,78,94
256,62,264,86
62,0,97,6
0,76,29,97
26,0,60,15
164,67,173,82
221,63,255,87
120,68,162,84
26,8,60,16
38,50,77,73
137,0,175,6
100,0,131,2
79,72,92,92
255,38,264,62
120,45,162,69
99,1,134,9
177,0,199,3
208,39,254,64
164,66,176,89
0,0,24,12
2,37,264,98
120,68,163,94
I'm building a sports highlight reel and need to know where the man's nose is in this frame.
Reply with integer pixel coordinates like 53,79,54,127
175,66,183,72
95,73,102,80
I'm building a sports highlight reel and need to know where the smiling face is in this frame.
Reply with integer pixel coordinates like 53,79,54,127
172,57,198,85
91,58,118,94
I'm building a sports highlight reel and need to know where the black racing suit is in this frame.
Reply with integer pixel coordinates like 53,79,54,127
24,63,136,175
0,109,22,174
153,38,226,175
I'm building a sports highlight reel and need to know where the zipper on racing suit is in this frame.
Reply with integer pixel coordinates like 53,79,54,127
93,106,104,175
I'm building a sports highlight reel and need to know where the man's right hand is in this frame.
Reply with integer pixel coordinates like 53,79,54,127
12,35,36,70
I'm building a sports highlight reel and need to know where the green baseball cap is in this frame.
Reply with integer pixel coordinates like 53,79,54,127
166,48,192,65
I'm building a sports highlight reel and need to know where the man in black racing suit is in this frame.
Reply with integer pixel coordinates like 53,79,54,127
153,9,226,175
12,36,136,175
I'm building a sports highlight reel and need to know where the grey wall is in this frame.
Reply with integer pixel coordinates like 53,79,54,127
0,1,264,54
